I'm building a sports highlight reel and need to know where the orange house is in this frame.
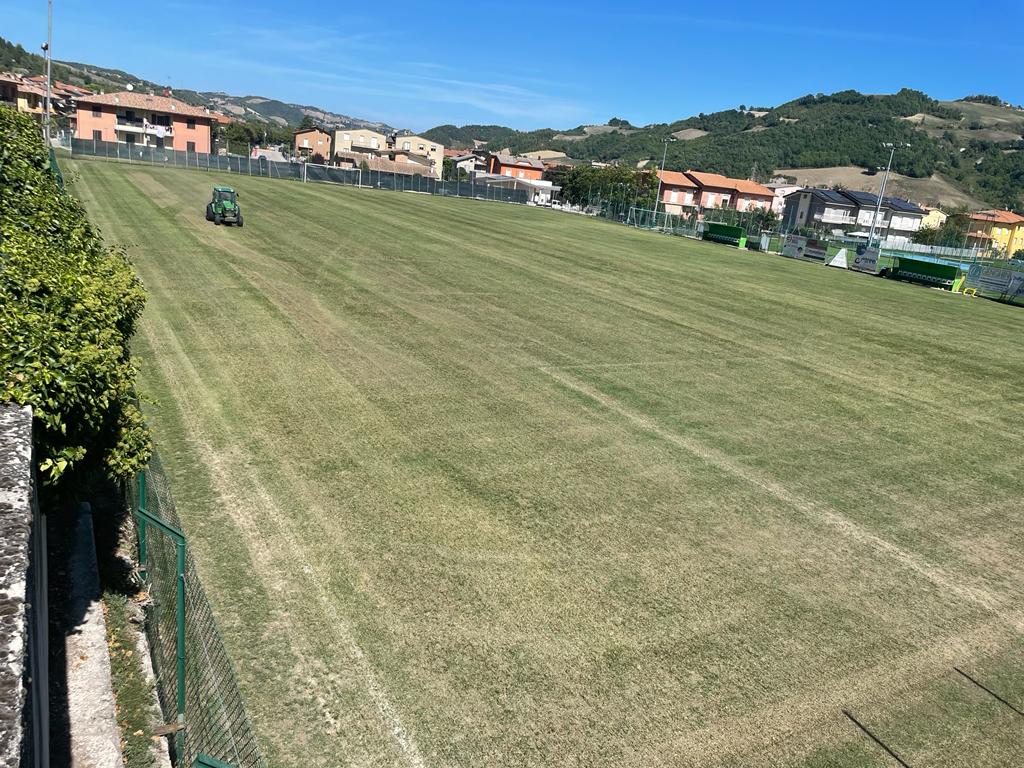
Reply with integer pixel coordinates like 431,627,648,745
656,170,701,214
294,127,332,158
74,91,214,153
487,153,545,180
683,171,774,211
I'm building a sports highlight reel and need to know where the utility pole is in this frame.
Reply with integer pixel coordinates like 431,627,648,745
42,0,52,145
867,141,908,248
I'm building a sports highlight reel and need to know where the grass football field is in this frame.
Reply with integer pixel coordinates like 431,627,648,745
68,157,1024,768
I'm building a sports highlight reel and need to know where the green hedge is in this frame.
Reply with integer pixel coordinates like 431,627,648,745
1,106,150,481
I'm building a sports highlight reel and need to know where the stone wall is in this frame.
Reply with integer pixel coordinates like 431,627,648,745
0,404,34,767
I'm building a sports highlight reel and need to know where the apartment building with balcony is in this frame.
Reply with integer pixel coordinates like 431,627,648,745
782,188,925,241
74,91,214,153
331,129,444,178
965,209,1024,256
782,188,858,230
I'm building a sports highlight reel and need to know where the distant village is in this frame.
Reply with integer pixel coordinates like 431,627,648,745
3,69,1021,258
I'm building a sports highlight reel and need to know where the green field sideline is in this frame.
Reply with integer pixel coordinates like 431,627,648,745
68,158,1024,768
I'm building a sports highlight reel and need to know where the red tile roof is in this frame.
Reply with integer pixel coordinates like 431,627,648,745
970,209,1024,225
683,170,773,197
74,91,212,118
657,169,698,188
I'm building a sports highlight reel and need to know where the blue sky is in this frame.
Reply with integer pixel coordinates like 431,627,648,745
3,1,1022,132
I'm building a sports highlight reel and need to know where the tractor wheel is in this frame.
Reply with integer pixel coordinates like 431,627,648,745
214,213,222,225
205,203,214,221
237,213,244,228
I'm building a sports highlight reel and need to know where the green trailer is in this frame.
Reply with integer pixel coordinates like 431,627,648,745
703,222,747,249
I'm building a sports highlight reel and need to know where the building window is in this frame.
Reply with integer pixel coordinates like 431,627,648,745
344,133,350,141
403,141,410,150
187,141,196,152
430,145,436,152
418,144,424,151
503,169,512,177
92,129,102,141
187,118,196,129
518,170,525,178
371,138,379,148
92,106,101,118
125,133,135,145
302,139,310,147
669,191,679,203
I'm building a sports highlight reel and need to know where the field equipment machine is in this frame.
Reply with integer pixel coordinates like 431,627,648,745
206,186,243,226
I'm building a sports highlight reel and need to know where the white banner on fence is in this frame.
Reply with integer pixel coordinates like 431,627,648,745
782,235,827,261
851,246,879,274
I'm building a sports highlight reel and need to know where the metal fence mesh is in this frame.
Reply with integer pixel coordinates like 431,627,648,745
128,452,267,768
66,138,530,204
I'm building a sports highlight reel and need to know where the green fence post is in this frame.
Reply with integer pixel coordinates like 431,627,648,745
176,539,187,757
137,470,148,579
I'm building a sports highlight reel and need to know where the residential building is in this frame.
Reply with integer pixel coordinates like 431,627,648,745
655,169,774,213
450,152,487,177
333,128,388,154
0,73,46,119
884,197,927,241
74,91,214,153
765,182,802,215
782,188,858,230
781,188,925,241
332,129,443,178
966,210,1024,256
390,134,443,178
656,170,700,215
920,207,948,230
840,190,890,231
684,171,774,211
487,154,545,180
294,127,332,159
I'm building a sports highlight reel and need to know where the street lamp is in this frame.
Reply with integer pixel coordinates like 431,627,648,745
867,141,909,248
652,136,677,225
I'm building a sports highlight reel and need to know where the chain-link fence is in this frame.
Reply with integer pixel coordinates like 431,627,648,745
128,452,267,768
65,138,529,204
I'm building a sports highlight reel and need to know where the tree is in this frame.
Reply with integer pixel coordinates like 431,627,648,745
299,115,317,130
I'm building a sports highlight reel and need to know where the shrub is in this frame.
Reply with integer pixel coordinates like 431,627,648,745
0,106,150,481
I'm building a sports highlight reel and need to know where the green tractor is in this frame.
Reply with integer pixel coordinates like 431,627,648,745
205,185,243,226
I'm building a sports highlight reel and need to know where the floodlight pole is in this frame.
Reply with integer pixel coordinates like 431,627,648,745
653,137,675,224
867,142,908,249
42,0,53,145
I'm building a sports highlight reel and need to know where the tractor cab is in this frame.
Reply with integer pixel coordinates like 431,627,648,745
206,185,243,226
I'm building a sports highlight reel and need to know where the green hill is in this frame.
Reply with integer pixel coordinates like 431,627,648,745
0,35,393,133
426,89,1024,209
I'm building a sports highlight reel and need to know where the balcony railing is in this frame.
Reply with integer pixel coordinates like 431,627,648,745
116,117,173,136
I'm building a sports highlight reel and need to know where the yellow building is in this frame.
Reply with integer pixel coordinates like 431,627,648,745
920,207,947,230
0,73,45,118
332,129,444,178
967,210,1024,257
